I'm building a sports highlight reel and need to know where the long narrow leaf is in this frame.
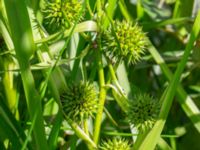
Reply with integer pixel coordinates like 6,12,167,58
138,11,200,150
3,0,48,149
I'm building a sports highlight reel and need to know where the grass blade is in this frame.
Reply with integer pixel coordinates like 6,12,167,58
0,99,26,149
148,41,200,132
138,11,200,150
3,0,48,149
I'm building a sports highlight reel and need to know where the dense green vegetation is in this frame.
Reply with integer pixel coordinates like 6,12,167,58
0,0,200,149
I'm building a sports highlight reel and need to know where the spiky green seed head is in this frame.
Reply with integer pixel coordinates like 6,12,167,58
61,81,98,122
102,20,147,64
100,138,131,150
127,93,160,132
42,0,82,33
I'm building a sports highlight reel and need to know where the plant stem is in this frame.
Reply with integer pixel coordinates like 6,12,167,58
86,0,94,17
63,113,97,149
97,0,102,18
107,62,129,109
93,0,107,144
83,120,89,135
136,0,144,19
108,63,125,96
93,49,106,144
84,120,93,150
119,0,132,21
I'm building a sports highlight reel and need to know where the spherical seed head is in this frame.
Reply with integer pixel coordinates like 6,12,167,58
127,93,160,132
61,81,98,122
42,0,82,33
102,20,147,64
63,0,83,23
100,138,131,150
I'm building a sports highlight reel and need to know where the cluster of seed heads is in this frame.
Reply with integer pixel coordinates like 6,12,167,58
127,93,160,132
42,0,82,33
102,20,147,64
61,81,98,122
100,138,131,150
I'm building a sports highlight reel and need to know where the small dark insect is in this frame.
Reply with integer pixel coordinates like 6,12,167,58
195,39,200,48
92,41,98,49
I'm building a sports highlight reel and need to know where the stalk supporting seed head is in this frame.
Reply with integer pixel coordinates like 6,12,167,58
61,81,98,122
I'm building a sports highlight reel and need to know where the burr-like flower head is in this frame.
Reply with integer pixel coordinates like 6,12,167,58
61,81,98,122
102,20,147,64
100,138,131,150
42,0,83,33
127,93,160,132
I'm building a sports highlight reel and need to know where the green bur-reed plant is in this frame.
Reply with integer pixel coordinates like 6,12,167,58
93,17,148,144
2,0,196,149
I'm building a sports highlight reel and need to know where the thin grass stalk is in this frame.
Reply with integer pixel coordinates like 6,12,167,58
93,0,107,144
0,100,27,149
136,0,144,19
47,112,62,150
93,42,107,144
34,20,98,44
118,0,133,21
103,0,118,29
173,0,194,18
62,113,97,149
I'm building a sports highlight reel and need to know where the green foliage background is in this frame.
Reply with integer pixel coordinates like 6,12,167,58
0,0,200,149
